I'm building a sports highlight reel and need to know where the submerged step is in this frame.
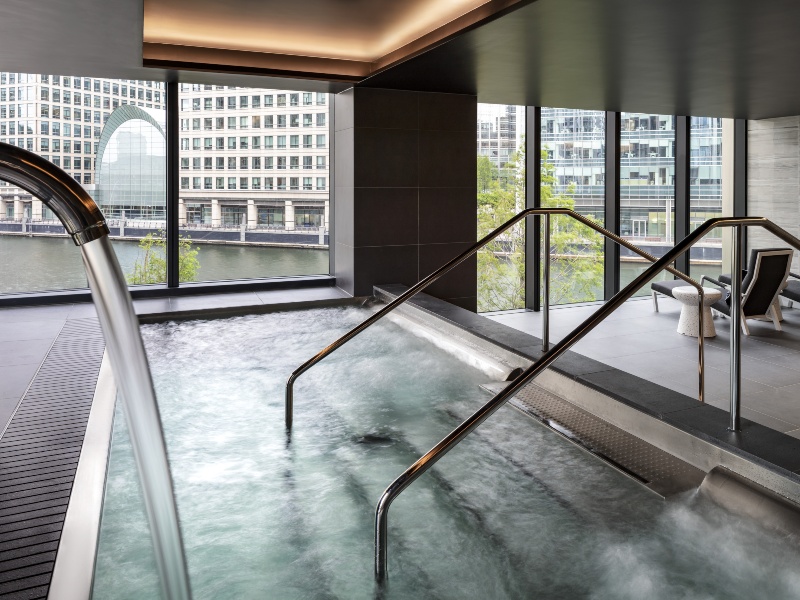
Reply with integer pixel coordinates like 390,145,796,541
480,380,705,498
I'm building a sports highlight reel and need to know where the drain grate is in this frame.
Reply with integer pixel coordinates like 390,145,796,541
483,381,705,498
0,318,105,600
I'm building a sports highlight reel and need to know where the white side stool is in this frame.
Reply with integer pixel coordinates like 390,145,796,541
672,286,723,337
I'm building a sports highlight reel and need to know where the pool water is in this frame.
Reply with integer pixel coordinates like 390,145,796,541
93,307,800,600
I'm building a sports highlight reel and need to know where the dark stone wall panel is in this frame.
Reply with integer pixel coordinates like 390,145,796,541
353,188,418,248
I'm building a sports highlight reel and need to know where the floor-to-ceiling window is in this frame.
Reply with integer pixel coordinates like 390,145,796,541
689,116,728,281
0,72,166,293
177,84,330,283
619,113,676,295
477,103,525,312
0,73,333,296
540,108,606,304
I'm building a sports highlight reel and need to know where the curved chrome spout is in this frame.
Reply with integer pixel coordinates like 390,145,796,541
0,142,108,245
0,143,192,600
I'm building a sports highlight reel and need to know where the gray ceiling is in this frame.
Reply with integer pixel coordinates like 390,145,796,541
362,0,800,119
3,0,800,118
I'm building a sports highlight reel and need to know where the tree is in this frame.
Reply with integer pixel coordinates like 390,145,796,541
477,140,604,311
126,231,200,284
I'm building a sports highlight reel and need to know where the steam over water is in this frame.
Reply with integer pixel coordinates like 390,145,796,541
94,307,800,599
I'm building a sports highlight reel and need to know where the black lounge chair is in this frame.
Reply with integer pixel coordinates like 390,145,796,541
651,248,793,335
780,272,800,307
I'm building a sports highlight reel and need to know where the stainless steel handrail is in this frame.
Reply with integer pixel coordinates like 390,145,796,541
0,143,192,600
373,216,800,582
285,208,706,429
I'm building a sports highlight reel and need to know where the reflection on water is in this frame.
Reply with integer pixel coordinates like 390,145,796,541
0,235,328,293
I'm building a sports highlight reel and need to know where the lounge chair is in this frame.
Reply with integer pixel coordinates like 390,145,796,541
651,248,793,335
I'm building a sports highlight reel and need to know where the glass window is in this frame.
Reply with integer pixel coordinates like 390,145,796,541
620,113,676,295
477,104,526,311
689,117,729,281
175,84,329,282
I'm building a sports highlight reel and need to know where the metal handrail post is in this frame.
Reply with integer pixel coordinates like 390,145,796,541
542,213,550,351
730,224,743,431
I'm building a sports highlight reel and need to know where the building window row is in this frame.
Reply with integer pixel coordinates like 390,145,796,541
179,176,327,191
179,156,327,170
179,135,327,151
178,91,326,109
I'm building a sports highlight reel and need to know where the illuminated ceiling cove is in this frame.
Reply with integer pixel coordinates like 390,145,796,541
142,0,526,79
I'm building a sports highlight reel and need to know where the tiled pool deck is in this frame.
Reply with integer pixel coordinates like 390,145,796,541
488,296,800,438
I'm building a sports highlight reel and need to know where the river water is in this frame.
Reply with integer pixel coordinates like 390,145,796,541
0,234,721,301
0,235,329,294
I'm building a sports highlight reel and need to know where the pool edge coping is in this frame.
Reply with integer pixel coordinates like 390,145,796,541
49,352,115,600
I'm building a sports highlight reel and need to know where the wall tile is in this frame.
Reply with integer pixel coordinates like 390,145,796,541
419,242,477,299
419,187,476,244
354,88,419,130
419,129,476,188
352,245,419,297
353,187,418,247
418,92,476,132
354,127,419,188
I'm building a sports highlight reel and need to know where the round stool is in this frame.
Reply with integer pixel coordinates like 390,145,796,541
672,286,723,337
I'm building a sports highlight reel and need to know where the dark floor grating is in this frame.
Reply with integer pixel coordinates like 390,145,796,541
0,318,105,600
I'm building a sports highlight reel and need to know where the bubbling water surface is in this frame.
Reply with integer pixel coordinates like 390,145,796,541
93,307,800,600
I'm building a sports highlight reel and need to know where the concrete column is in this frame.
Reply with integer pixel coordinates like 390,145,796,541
13,196,22,220
247,199,257,227
211,199,221,227
178,198,187,226
333,88,477,310
31,199,43,222
0,198,7,217
285,200,295,231
324,200,330,231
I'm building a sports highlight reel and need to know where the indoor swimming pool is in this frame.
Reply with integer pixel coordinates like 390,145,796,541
93,307,800,600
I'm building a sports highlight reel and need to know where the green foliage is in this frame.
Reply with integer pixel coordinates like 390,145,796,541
126,231,200,285
477,140,604,312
